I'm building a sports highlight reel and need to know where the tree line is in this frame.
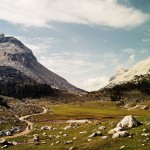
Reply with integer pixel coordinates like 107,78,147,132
0,82,59,99
109,74,150,101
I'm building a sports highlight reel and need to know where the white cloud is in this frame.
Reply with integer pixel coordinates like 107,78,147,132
142,38,150,42
83,77,109,91
11,35,60,56
38,51,118,91
122,48,136,54
140,49,148,54
0,0,149,28
128,54,135,64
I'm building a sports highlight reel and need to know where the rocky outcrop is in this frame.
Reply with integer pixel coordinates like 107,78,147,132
108,115,141,138
117,115,142,129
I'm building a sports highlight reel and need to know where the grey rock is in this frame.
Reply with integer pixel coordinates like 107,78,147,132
112,131,129,138
89,131,102,137
117,115,142,129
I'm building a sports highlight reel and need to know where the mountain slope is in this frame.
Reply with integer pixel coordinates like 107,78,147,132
0,34,84,93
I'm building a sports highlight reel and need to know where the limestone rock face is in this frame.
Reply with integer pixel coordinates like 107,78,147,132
117,115,142,129
0,35,85,93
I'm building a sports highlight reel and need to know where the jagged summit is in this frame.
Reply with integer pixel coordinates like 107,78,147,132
0,35,85,93
0,35,32,53
108,57,150,87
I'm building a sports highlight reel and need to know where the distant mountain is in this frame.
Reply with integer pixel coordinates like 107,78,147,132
0,34,85,94
85,58,150,102
108,57,150,87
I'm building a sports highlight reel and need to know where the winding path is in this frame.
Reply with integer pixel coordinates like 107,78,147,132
0,107,47,140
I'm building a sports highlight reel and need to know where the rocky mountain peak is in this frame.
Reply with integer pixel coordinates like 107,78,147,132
0,35,32,53
0,35,84,93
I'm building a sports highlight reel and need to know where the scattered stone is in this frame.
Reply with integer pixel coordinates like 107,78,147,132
95,121,101,125
79,131,87,134
112,131,129,138
1,145,8,149
143,140,146,143
143,129,147,132
55,141,60,144
0,139,7,145
0,139,13,148
51,143,54,146
63,134,68,137
120,145,125,149
67,119,91,124
117,115,142,129
56,135,60,138
89,131,102,137
5,130,12,136
64,140,73,144
69,147,74,150
108,127,122,135
64,125,71,130
12,142,18,145
99,126,106,130
41,126,52,131
128,135,132,138
43,132,46,136
141,105,149,110
73,137,76,140
109,121,114,126
141,133,150,137
87,139,92,142
33,134,40,142
101,136,108,139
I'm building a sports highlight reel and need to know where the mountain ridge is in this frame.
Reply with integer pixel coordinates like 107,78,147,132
0,34,85,94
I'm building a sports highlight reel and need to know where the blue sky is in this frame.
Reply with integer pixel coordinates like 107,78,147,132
0,0,150,91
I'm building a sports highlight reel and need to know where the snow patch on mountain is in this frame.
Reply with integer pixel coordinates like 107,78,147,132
109,57,150,86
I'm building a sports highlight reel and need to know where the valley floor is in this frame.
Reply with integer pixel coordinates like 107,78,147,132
0,98,150,150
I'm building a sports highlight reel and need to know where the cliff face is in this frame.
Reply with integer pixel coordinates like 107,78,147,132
0,35,85,93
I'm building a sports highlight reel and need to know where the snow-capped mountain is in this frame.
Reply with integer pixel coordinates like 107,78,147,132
108,57,150,87
0,34,84,93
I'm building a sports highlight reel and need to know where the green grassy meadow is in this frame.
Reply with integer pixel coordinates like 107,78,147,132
2,100,149,150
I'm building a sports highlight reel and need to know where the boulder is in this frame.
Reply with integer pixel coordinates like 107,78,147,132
5,130,12,136
69,147,74,150
108,127,122,135
117,115,142,129
41,126,52,130
112,131,129,138
89,131,102,137
0,140,7,146
99,126,106,130
33,135,40,142
63,125,71,130
101,136,108,139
